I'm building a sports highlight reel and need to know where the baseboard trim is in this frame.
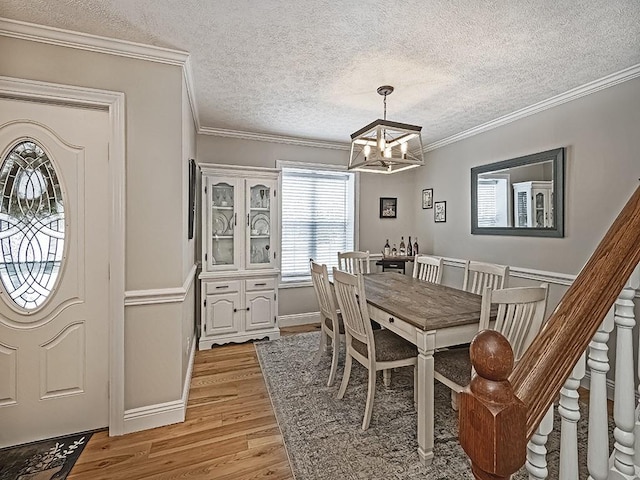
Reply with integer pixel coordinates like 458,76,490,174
278,312,321,328
182,337,196,408
123,399,184,434
123,337,195,435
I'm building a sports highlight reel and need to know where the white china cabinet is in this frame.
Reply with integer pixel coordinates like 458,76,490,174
199,164,280,348
513,180,553,228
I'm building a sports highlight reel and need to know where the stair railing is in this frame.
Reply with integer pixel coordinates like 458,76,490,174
459,185,640,480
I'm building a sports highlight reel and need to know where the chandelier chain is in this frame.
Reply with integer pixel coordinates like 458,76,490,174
383,94,387,120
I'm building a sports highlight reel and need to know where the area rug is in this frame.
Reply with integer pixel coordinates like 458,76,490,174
255,332,598,480
0,432,91,480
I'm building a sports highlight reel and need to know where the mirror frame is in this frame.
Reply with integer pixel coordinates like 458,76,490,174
471,147,565,237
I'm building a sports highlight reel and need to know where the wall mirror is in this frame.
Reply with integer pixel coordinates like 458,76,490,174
471,148,565,237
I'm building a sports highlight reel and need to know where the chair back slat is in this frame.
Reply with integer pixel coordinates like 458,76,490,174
480,284,549,361
338,251,371,274
310,260,339,327
332,268,374,348
412,255,443,283
463,260,509,295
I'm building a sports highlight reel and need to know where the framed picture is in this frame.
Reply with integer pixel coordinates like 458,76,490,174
188,158,197,239
379,197,397,218
422,188,433,209
434,201,446,223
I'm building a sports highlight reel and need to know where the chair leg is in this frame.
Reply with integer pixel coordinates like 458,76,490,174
337,352,352,399
362,366,377,430
383,369,391,387
327,334,340,387
314,329,327,364
450,390,459,411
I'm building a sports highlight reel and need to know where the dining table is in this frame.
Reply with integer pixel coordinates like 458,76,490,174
362,272,487,466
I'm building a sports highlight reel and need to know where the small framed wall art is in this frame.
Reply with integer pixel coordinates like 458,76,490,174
379,197,397,218
434,201,446,223
422,188,433,209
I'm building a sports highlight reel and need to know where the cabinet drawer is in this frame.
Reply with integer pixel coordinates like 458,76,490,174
205,280,241,294
245,278,275,291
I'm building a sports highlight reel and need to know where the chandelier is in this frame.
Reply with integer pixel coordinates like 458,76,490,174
348,86,424,174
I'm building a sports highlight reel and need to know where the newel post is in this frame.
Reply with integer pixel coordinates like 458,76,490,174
459,330,527,480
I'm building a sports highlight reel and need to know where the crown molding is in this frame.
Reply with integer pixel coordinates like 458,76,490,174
182,57,200,131
198,126,350,150
424,63,640,152
0,17,202,137
0,17,189,65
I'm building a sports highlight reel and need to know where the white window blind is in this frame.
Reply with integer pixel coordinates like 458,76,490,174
477,176,510,227
477,179,498,227
281,166,355,281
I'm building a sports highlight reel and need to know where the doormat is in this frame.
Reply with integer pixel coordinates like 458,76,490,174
0,431,92,480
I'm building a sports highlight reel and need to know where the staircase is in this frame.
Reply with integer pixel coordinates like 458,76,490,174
459,185,640,480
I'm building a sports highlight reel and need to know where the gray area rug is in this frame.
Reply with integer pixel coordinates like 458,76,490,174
255,332,600,480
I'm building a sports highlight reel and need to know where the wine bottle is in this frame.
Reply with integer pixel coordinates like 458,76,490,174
407,236,413,256
413,238,419,255
399,236,406,256
391,244,397,256
383,239,391,257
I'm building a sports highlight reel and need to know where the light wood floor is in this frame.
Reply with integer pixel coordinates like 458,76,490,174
69,325,320,480
67,323,606,479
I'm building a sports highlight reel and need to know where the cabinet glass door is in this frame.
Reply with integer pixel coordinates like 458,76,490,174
247,181,275,268
209,178,238,269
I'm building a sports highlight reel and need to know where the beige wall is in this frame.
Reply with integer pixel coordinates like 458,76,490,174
415,78,640,274
196,135,419,317
0,36,185,289
0,35,195,411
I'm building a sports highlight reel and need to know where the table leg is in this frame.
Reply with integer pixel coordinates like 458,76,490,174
416,330,436,465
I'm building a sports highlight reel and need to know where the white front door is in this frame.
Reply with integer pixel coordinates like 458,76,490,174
0,97,110,447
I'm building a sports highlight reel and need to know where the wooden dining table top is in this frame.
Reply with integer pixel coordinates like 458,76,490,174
362,272,487,332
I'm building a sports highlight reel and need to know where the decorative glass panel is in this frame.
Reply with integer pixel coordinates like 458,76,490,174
211,182,234,265
249,184,271,264
0,141,65,309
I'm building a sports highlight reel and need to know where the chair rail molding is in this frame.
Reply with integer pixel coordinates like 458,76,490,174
125,264,198,306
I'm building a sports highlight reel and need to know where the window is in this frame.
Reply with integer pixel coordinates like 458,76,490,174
280,164,356,283
477,175,510,228
0,140,65,310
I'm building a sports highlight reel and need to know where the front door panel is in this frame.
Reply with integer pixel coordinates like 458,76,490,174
0,98,110,447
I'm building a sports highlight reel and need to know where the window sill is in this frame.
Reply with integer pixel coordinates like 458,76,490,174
279,279,312,289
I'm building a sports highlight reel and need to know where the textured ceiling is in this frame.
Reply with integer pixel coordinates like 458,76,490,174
2,1,639,145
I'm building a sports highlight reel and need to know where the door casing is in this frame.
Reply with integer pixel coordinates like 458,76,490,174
0,75,126,435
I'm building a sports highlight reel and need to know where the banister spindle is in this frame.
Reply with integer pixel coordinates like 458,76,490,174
611,267,640,478
459,330,526,480
587,312,615,480
526,406,553,480
558,353,586,479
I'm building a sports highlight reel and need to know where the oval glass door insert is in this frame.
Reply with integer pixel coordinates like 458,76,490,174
0,140,65,310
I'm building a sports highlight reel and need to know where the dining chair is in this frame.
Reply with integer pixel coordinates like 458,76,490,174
337,250,371,274
462,260,509,294
434,283,549,410
412,254,443,283
332,267,418,430
310,260,344,387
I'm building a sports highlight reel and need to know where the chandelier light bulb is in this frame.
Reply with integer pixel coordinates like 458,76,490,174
363,145,371,158
384,146,392,158
401,141,408,158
